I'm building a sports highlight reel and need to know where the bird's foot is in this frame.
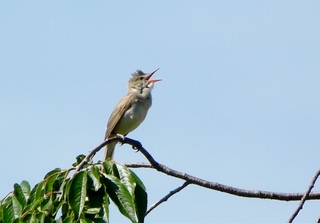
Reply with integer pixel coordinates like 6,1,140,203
132,146,140,153
116,134,125,145
130,140,142,152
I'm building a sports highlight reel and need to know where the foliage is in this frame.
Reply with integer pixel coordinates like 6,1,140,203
0,157,147,223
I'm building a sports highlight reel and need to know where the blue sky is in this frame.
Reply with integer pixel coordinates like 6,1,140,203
1,1,320,222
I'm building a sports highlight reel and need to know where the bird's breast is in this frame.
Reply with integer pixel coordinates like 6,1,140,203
113,98,152,135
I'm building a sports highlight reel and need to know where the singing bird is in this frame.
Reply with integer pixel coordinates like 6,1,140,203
103,69,162,160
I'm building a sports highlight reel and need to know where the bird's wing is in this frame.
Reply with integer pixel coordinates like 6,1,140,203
104,92,134,139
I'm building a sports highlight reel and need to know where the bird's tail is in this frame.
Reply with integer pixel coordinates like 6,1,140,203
103,140,117,161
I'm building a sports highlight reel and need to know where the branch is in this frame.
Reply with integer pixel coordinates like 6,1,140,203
121,137,320,201
288,169,320,223
78,137,320,202
146,181,190,216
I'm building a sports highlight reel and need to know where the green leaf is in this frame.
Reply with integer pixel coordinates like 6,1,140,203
84,207,100,215
50,197,66,217
102,160,114,175
20,180,31,201
28,181,45,204
11,195,22,219
111,162,120,179
115,163,136,196
52,170,69,201
35,212,55,223
87,166,102,191
103,174,137,223
80,217,93,223
63,175,72,202
55,215,74,223
130,170,147,223
45,168,62,179
40,197,54,215
44,172,59,196
72,154,86,167
0,200,2,221
26,181,46,212
69,171,88,219
61,202,69,216
84,186,109,223
116,163,148,222
129,170,146,191
23,213,40,223
13,183,27,207
55,202,74,223
85,188,104,210
2,197,14,223
101,193,109,223
83,186,109,222
53,170,69,191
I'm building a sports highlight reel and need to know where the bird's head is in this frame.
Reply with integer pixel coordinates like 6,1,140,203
129,69,162,91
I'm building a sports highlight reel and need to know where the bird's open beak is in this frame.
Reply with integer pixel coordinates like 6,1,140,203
145,68,162,83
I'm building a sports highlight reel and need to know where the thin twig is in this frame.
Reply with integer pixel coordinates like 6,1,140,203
288,169,320,223
124,163,153,168
146,181,190,215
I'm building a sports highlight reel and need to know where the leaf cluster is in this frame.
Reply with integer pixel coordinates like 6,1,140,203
0,158,147,223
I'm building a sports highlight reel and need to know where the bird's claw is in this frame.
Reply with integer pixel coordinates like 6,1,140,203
132,146,140,152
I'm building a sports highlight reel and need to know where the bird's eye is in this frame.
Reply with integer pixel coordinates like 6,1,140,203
139,77,144,80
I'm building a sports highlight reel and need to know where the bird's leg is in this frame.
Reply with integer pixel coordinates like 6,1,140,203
116,134,140,153
116,133,126,145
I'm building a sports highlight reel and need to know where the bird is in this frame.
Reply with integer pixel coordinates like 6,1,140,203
103,69,162,160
